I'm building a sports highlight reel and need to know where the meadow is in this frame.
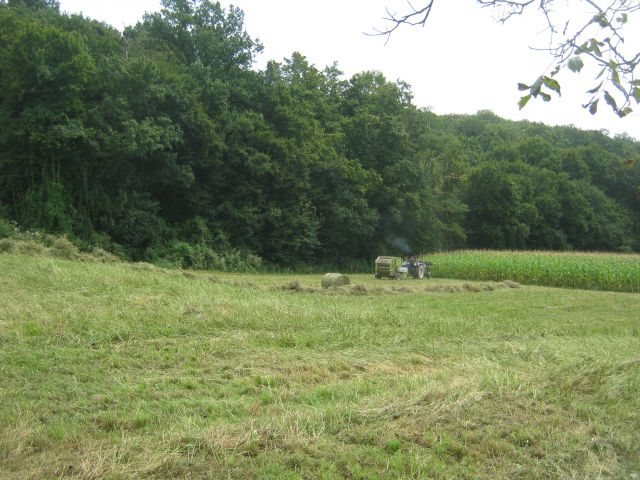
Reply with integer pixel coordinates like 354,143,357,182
429,250,640,293
0,252,639,479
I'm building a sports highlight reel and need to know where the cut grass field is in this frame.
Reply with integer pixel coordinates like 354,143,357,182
429,250,640,293
1,253,639,479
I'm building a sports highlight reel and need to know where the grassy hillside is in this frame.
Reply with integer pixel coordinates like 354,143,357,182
1,253,639,479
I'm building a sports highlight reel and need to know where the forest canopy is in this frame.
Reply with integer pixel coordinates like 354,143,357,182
0,0,639,269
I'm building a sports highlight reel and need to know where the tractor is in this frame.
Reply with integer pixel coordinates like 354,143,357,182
374,255,432,280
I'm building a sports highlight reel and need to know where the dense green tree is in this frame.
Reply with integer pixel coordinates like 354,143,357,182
0,2,638,268
0,6,95,232
0,0,59,11
464,164,529,249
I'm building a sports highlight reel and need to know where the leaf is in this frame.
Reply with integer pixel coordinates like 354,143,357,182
596,67,606,79
588,99,599,115
611,62,620,85
612,78,628,98
591,40,602,57
603,91,617,110
575,42,588,54
633,87,640,104
567,57,584,73
618,107,632,118
616,13,628,24
517,83,530,91
592,14,608,27
540,92,552,102
542,76,561,95
531,77,543,97
587,81,603,94
518,95,531,110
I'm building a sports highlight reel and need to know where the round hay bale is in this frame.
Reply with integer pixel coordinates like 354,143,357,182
321,273,350,289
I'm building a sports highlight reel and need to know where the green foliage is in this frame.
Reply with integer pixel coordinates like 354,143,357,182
158,240,263,272
0,2,638,271
1,0,59,10
0,217,14,238
0,221,122,262
464,164,529,249
21,181,76,233
518,94,531,110
567,56,584,73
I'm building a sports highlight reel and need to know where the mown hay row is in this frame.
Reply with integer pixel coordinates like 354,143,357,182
275,281,520,296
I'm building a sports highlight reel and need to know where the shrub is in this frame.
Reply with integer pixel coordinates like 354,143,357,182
88,247,121,263
0,218,15,239
0,238,47,256
160,241,263,272
0,238,16,253
49,236,82,260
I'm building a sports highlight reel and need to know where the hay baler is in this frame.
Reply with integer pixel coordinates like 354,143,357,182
375,256,432,280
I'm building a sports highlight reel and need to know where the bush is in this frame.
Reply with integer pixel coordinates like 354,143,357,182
0,238,47,256
0,221,261,272
0,238,15,253
0,218,15,239
49,236,82,260
209,249,263,272
159,241,264,272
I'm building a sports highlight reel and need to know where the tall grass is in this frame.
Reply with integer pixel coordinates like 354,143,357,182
429,250,640,292
1,253,639,478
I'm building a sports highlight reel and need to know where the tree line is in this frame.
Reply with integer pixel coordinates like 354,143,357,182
1,0,639,269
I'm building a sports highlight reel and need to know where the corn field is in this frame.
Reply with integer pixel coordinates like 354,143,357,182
428,250,640,293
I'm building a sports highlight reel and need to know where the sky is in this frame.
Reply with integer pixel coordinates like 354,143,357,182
57,0,640,140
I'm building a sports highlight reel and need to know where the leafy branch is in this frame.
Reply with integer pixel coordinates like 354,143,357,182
373,0,640,116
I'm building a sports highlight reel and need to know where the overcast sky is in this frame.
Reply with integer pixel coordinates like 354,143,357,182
58,0,640,140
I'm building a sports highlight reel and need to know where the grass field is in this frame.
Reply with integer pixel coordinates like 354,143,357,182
1,253,639,479
429,250,640,293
